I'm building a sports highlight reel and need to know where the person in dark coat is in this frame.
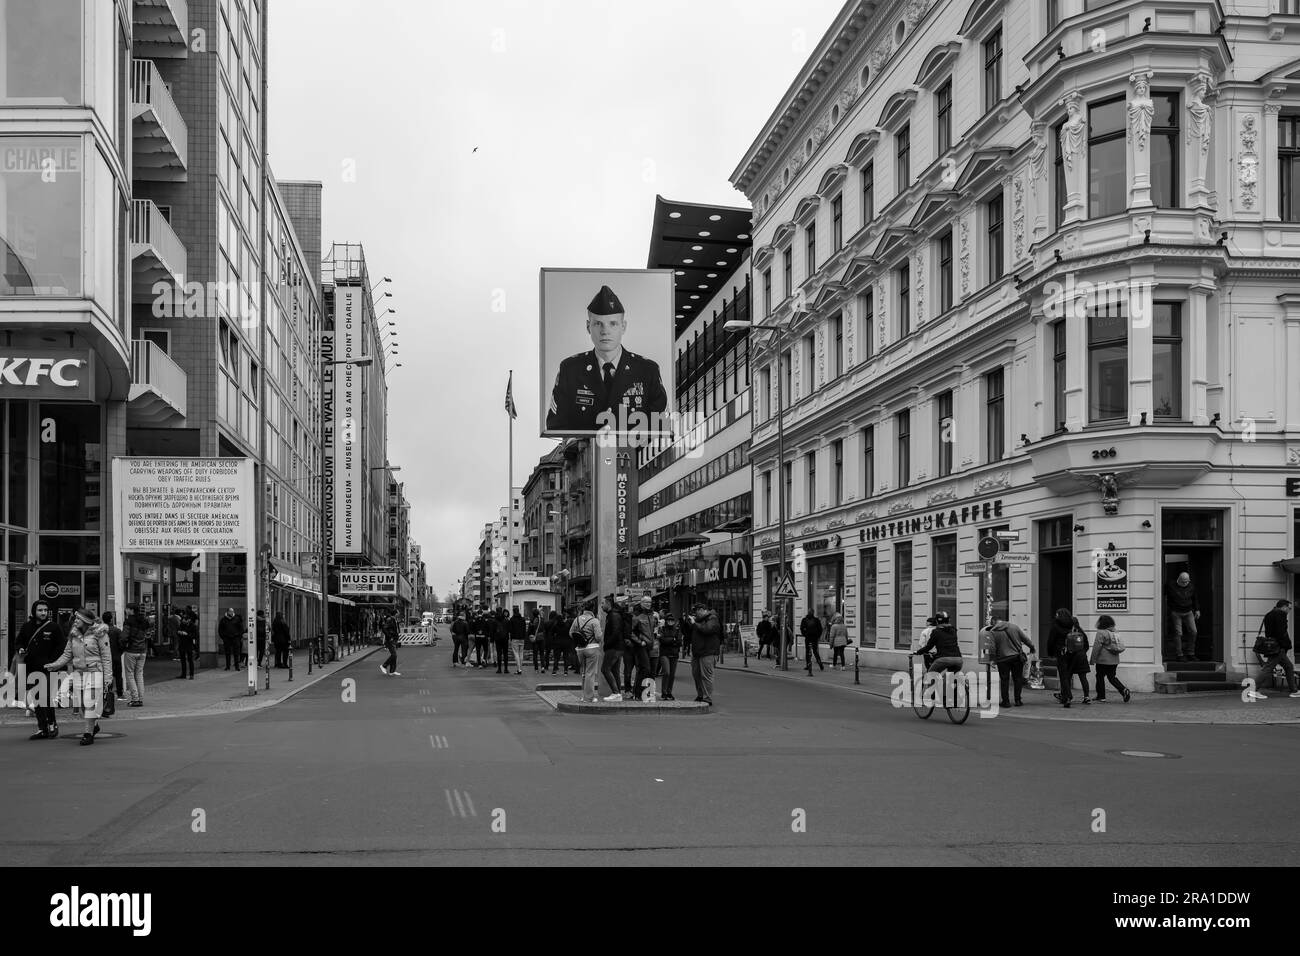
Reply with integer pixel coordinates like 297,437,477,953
272,611,291,668
102,611,124,699
689,603,722,705
508,607,527,674
14,600,66,739
450,612,470,667
800,611,825,672
658,612,683,700
492,610,510,674
1047,608,1090,707
600,597,628,698
1252,599,1298,698
756,610,775,660
380,613,400,675
177,607,198,678
548,610,573,675
218,608,245,671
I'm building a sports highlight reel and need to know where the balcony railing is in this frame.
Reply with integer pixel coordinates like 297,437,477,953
132,58,188,177
129,199,186,298
128,339,187,424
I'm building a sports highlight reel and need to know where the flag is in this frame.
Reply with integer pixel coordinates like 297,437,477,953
504,372,517,420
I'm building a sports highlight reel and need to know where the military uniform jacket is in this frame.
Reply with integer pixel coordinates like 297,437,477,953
546,349,667,432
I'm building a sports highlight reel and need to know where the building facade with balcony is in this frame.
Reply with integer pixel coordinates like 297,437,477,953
522,446,564,582
735,0,1300,690
0,0,141,657
633,198,754,624
557,438,593,608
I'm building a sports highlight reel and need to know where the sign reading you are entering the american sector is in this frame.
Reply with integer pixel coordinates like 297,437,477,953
113,458,255,552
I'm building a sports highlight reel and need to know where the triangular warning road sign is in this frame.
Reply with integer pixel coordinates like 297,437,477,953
773,573,798,599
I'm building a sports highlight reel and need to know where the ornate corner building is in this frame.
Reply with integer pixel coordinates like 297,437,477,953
733,0,1300,690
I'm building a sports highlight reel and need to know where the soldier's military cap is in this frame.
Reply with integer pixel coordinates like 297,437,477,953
587,285,624,316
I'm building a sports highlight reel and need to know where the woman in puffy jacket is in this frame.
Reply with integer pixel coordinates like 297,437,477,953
45,608,113,745
827,613,851,670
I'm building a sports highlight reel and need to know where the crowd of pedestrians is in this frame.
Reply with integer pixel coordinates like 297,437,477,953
448,597,724,705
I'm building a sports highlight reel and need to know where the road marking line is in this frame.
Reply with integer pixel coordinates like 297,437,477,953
429,734,449,749
421,705,437,715
452,789,467,817
419,688,430,696
463,791,476,817
445,789,456,816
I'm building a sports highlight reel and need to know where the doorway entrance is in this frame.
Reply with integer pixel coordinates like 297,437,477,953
1036,516,1074,658
1161,509,1225,662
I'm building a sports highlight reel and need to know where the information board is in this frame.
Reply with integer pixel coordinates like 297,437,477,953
113,458,255,552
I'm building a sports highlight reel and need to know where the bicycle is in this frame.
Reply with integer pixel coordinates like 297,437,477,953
909,652,971,724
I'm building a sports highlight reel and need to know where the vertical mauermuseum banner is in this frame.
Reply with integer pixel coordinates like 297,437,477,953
539,269,675,439
334,286,361,555
320,322,336,562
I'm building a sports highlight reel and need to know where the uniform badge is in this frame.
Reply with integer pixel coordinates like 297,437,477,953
576,387,595,408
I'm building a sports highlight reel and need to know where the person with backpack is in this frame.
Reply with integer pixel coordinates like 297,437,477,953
549,610,573,676
982,616,1035,707
800,610,825,673
1048,608,1090,707
1089,614,1130,702
915,610,962,672
569,606,604,703
1250,599,1299,699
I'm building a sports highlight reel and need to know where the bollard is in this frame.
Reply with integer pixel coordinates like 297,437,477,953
743,637,748,669
854,646,860,685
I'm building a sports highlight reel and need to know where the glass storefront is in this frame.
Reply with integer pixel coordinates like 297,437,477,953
807,556,844,630
860,547,878,646
932,534,957,626
0,400,106,663
894,542,912,647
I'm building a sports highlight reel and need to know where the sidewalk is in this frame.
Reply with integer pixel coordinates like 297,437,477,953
719,648,1300,725
1,644,382,726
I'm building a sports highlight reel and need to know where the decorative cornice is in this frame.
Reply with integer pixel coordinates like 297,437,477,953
973,470,1011,493
926,486,958,505
888,496,915,514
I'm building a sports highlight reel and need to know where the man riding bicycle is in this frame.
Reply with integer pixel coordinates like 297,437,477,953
914,610,963,672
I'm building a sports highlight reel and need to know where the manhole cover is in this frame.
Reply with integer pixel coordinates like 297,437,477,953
1111,749,1180,759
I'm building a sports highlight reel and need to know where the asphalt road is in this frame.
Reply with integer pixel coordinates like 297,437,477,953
4,647,1297,866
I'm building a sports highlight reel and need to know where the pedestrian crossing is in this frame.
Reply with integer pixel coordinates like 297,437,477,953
445,789,476,818
428,734,450,749
421,705,437,715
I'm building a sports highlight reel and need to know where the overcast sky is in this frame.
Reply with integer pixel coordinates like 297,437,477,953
268,0,842,599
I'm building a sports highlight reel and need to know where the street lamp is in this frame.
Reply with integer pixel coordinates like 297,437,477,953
319,354,373,673
726,317,793,670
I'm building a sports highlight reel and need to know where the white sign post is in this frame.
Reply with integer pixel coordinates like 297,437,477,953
113,457,257,694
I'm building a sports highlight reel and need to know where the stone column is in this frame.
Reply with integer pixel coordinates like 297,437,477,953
1030,311,1050,436
956,371,979,468
1059,91,1087,225
1028,123,1049,245
1280,294,1300,432
1188,283,1213,426
1064,296,1086,430
913,393,933,484
1187,72,1217,209
1128,70,1154,209
1263,101,1283,220
1129,263,1157,427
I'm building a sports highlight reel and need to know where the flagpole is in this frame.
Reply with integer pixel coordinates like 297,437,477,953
508,370,515,620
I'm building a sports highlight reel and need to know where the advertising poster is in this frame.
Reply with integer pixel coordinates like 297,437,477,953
539,269,675,439
1095,551,1129,611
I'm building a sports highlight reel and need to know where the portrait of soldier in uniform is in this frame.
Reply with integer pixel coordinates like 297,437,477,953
545,283,668,434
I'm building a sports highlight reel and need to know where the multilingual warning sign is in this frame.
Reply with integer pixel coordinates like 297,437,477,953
113,457,255,552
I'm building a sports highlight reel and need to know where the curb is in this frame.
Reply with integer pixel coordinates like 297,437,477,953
715,662,1300,726
2,648,383,726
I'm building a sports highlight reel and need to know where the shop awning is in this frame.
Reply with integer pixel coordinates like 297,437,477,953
667,534,710,551
1273,558,1300,574
328,594,356,606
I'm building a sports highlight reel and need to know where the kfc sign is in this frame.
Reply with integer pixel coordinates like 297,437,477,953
0,350,91,400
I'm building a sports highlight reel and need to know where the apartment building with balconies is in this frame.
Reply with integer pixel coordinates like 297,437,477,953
736,0,1300,690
